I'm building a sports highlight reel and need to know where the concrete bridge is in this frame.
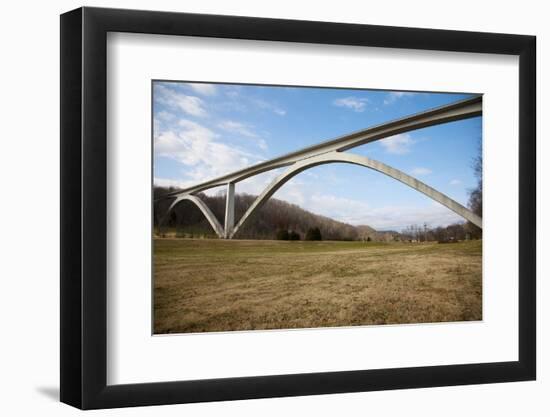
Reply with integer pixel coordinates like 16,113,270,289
156,95,482,238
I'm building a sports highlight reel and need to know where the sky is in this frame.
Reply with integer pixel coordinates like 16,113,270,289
153,81,481,231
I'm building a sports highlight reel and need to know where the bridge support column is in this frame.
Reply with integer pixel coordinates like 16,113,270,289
224,183,235,238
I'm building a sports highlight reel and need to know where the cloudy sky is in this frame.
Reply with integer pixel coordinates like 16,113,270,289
153,81,481,231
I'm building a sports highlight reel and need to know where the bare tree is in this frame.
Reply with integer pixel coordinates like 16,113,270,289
467,138,483,239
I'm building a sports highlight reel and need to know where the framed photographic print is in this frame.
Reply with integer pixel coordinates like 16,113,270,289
60,6,536,409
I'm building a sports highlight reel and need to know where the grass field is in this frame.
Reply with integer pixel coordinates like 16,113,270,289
153,239,482,334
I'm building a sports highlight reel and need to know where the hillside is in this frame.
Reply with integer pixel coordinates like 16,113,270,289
154,186,368,240
153,186,477,241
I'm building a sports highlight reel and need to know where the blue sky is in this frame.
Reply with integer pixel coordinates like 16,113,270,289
153,81,481,231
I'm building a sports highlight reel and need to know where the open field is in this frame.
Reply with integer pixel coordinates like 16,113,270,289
154,239,482,334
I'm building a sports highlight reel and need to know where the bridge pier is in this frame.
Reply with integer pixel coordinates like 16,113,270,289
224,183,235,238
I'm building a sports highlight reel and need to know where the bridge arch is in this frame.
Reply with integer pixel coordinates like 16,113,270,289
230,151,482,238
160,194,225,238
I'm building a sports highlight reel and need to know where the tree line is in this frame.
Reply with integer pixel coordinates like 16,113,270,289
154,186,481,241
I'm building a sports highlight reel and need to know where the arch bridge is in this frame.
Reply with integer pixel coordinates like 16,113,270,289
156,95,482,238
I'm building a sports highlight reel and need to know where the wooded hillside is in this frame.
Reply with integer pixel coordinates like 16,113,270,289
154,186,371,240
154,186,478,241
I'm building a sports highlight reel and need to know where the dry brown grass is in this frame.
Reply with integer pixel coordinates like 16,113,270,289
153,239,482,334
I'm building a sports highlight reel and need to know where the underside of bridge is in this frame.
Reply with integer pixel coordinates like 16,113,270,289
156,95,483,238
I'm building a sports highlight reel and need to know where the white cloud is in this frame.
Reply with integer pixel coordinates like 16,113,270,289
252,98,286,116
154,119,260,187
233,168,306,205
218,120,256,138
225,89,240,99
154,110,176,134
174,95,207,117
304,195,463,230
153,118,161,135
383,91,417,105
218,120,268,150
348,204,464,230
153,177,190,189
309,194,371,220
155,84,207,117
217,91,285,115
274,181,306,206
156,110,176,122
333,96,369,112
187,83,217,96
379,133,415,154
296,193,464,231
410,167,432,176
450,179,462,186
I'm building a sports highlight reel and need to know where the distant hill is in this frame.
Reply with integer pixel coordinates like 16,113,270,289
355,225,402,242
355,225,376,237
153,186,479,241
154,186,369,240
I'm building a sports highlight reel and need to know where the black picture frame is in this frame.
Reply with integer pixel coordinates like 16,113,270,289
60,6,536,410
